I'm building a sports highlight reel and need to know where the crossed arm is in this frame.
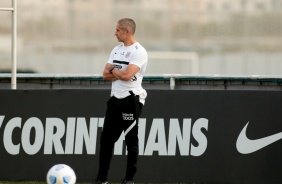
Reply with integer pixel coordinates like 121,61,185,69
102,63,140,81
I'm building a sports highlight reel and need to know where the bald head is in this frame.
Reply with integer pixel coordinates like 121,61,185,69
118,18,136,35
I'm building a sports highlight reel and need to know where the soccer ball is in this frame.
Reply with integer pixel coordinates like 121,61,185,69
47,164,76,184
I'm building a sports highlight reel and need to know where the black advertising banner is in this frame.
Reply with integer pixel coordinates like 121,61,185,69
0,90,282,184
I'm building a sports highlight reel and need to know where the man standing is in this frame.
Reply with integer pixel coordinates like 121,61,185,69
92,18,148,184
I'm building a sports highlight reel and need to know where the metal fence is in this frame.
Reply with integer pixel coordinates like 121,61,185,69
1,74,282,91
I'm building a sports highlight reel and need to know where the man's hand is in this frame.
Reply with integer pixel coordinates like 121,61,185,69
103,63,118,81
111,64,139,81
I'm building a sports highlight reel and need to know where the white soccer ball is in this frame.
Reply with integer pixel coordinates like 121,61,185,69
46,164,76,184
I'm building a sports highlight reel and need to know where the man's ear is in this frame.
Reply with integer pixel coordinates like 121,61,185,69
126,29,130,34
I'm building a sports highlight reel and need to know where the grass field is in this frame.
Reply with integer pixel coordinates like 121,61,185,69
0,182,89,184
0,182,45,184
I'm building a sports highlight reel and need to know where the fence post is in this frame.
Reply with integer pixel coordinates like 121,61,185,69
0,0,17,89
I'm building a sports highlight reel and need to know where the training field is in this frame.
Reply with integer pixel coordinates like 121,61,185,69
1,183,50,184
0,182,89,184
0,182,45,184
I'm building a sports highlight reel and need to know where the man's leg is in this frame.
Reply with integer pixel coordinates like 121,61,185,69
96,97,123,181
124,121,139,180
123,100,143,181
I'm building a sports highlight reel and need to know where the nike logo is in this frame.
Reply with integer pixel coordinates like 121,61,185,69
236,122,282,154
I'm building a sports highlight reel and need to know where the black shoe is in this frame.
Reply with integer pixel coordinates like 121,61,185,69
91,178,109,184
121,179,134,184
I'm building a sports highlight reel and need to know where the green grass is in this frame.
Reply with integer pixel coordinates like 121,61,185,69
0,182,90,184
0,182,44,184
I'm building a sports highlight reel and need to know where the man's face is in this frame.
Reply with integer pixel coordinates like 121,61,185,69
115,23,127,42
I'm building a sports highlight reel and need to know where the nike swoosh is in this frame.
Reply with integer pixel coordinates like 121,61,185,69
236,122,282,154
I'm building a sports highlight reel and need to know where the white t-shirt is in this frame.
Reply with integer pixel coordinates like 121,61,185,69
107,42,148,104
